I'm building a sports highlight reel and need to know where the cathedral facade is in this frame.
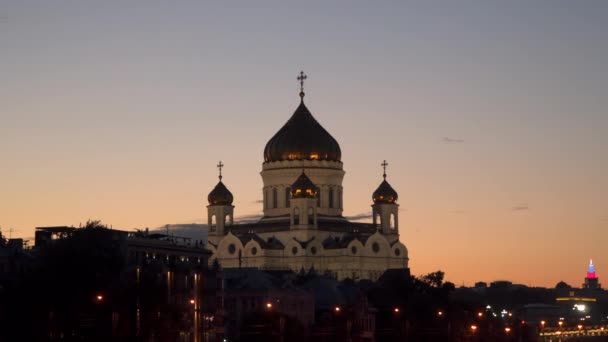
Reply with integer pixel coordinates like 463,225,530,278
206,74,408,281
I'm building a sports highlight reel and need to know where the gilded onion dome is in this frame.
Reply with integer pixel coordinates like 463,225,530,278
208,161,233,205
264,100,341,162
373,160,398,204
372,179,398,204
208,181,233,206
291,171,318,199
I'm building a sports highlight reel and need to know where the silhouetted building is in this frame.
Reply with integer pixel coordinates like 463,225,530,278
223,268,314,341
33,225,223,341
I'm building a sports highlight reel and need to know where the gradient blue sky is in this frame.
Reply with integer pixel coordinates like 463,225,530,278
1,1,607,287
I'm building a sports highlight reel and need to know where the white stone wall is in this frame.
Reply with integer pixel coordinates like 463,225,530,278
261,160,345,218
208,230,408,281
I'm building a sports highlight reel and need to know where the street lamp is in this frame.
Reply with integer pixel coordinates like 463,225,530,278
190,299,195,305
437,310,443,317
393,307,400,314
471,325,478,333
334,306,341,313
505,327,511,333
96,294,103,302
558,321,563,328
477,312,483,318
266,302,273,310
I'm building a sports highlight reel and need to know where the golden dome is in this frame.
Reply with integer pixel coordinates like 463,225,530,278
372,179,398,204
264,101,341,162
208,181,233,206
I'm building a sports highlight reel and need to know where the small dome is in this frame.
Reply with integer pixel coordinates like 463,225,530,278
291,171,318,199
373,179,398,204
264,101,341,162
208,181,233,206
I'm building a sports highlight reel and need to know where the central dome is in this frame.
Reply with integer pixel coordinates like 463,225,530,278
264,101,341,162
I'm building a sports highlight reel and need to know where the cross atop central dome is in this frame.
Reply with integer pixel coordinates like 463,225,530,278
263,72,341,162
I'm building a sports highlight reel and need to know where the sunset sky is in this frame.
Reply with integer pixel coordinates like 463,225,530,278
1,2,607,287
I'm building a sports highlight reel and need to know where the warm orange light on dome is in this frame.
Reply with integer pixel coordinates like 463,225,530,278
264,102,341,163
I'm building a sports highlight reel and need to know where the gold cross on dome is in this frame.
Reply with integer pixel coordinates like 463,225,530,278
381,160,388,179
217,161,224,180
297,71,307,99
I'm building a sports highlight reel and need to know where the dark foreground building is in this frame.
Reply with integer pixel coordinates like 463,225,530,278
1,224,223,341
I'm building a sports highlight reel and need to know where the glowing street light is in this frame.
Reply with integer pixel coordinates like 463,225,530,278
266,302,273,309
505,327,511,333
334,306,341,313
393,307,400,313
577,324,583,330
190,299,195,305
437,311,443,317
471,325,478,332
477,312,483,317
558,321,563,328
96,295,103,302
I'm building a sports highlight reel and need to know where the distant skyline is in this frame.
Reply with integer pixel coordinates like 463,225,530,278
1,1,607,287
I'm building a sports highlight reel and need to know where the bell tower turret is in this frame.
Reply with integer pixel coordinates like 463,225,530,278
207,161,234,236
371,160,399,235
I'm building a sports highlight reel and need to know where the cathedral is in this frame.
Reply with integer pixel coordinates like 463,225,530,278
206,73,408,281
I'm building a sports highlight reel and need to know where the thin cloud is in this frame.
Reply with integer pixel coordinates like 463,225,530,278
345,212,373,221
442,137,465,143
512,204,529,211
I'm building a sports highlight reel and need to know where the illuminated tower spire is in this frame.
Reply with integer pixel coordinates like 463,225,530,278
587,259,596,279
583,258,601,289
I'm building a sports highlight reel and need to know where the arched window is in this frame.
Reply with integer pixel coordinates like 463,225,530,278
317,187,321,207
390,213,395,229
308,207,314,224
272,188,278,208
293,207,300,225
329,188,334,208
264,190,268,209
338,189,342,209
285,187,291,208
375,213,381,229
211,215,216,227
